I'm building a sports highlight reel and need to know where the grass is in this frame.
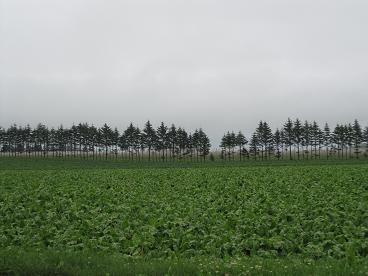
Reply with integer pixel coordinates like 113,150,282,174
0,156,367,170
1,250,368,275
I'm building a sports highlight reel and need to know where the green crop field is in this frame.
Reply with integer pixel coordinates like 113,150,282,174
1,159,368,275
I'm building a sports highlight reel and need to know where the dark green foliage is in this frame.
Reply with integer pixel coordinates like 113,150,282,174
0,122,211,161
283,118,294,160
1,250,367,275
1,164,368,259
293,119,303,160
352,119,363,158
1,119,367,162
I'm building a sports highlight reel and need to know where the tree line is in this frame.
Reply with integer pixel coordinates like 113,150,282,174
0,121,211,161
221,119,368,161
1,119,368,161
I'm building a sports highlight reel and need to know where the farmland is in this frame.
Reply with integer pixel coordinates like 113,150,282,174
1,159,368,274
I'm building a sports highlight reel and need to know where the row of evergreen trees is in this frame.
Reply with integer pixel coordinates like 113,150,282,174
0,122,211,161
220,119,368,160
1,119,367,161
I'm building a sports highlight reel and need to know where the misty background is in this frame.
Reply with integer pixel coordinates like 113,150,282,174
1,0,367,147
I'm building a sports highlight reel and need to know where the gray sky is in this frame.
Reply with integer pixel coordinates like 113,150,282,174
1,0,367,146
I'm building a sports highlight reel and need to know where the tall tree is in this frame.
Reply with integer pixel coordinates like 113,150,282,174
220,133,229,160
346,124,354,159
352,119,363,159
283,118,294,160
310,121,321,159
192,129,200,161
176,127,188,160
332,124,345,159
228,132,236,160
255,122,265,160
198,128,211,160
293,119,303,160
249,132,260,160
0,127,5,156
261,122,273,160
112,128,120,159
89,125,99,159
156,122,168,161
301,121,311,160
167,124,177,160
236,131,247,161
142,120,157,161
100,123,113,159
363,126,368,156
323,123,331,159
274,129,282,160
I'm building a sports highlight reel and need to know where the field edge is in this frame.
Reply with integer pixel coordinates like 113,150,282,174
1,249,368,275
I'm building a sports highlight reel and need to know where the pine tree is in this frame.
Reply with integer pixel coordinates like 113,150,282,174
112,128,120,159
142,120,157,161
310,121,320,159
256,121,265,160
100,123,113,159
301,121,311,160
283,118,294,160
229,131,236,160
363,126,368,156
132,126,141,160
262,122,273,160
274,129,282,160
346,124,354,159
332,124,345,159
220,133,228,160
89,125,98,160
352,119,363,159
0,127,4,157
156,122,168,161
167,124,177,160
198,129,211,160
236,131,247,161
323,123,331,159
23,125,32,157
192,129,200,161
293,119,303,160
176,127,188,160
249,132,260,160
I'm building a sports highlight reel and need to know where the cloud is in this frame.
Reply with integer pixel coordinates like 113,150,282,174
1,0,367,146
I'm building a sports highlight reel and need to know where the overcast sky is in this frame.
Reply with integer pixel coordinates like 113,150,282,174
0,0,367,146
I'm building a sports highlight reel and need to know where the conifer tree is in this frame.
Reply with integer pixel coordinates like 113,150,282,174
142,120,156,161
352,119,363,158
0,127,4,157
301,121,311,160
293,119,303,160
220,133,229,160
262,122,273,160
256,121,265,160
198,129,211,160
167,124,177,160
363,126,368,155
177,127,188,160
156,122,168,161
346,124,354,159
236,131,247,160
274,129,282,160
323,123,331,159
283,118,294,160
249,132,260,160
310,121,321,159
100,123,113,159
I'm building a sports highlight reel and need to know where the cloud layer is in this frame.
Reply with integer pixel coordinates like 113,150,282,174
1,0,367,146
